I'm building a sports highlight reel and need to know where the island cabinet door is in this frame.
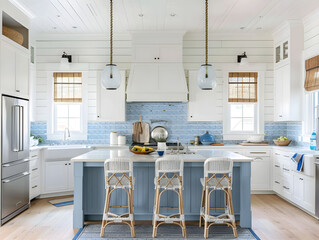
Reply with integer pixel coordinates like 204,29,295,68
132,163,155,217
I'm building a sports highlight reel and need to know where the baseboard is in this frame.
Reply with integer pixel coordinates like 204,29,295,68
275,193,317,219
251,190,275,194
38,191,74,199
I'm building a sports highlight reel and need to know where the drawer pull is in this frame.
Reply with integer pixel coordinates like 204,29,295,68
283,186,290,190
250,152,267,154
284,155,290,158
283,168,290,171
275,153,280,155
275,165,280,168
254,157,263,161
32,185,38,189
32,168,38,171
299,178,304,181
31,155,38,158
275,181,280,184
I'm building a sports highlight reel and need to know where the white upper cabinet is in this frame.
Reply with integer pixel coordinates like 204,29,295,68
188,71,221,121
133,45,182,63
0,39,29,99
273,21,303,122
97,71,126,121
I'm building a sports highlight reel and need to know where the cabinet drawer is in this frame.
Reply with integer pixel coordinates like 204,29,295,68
246,150,270,157
30,177,40,200
273,178,282,194
30,150,40,160
30,159,39,174
30,167,40,179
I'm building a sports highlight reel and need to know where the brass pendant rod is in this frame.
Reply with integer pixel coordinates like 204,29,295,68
110,0,113,65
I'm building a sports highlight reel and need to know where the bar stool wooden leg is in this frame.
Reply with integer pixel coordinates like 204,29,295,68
199,187,205,227
100,187,110,237
228,188,238,238
152,187,160,238
204,187,209,239
128,188,135,238
179,188,187,238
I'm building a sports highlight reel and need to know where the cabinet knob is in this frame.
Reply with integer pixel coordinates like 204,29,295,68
279,115,282,117
190,116,193,118
65,163,67,166
97,116,100,118
16,90,20,92
154,57,156,60
157,57,160,60
299,178,303,181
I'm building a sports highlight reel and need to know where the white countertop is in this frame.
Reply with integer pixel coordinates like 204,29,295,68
71,149,252,163
30,143,319,156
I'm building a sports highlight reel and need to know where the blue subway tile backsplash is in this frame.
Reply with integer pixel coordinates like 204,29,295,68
30,102,303,146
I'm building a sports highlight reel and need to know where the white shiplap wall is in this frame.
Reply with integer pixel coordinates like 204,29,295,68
33,32,274,122
304,8,319,54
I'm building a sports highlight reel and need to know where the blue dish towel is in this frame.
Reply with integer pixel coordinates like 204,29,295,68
291,153,304,172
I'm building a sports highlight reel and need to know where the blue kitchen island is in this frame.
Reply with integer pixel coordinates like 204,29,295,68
71,149,252,229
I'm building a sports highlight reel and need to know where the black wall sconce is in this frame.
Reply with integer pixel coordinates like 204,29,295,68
237,52,248,64
61,52,72,63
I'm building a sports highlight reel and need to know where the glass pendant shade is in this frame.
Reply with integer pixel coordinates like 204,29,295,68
101,64,121,90
197,64,217,90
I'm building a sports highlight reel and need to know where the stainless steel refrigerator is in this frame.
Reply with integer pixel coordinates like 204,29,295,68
1,95,30,225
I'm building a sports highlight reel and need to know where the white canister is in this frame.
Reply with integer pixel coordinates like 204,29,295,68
110,132,118,145
118,135,126,146
157,142,167,151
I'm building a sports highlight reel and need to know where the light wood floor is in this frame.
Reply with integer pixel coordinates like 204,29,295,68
0,194,319,239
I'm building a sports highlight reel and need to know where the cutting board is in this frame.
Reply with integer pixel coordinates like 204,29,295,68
132,116,150,144
238,142,268,146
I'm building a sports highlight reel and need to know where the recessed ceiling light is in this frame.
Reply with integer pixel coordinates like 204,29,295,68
72,26,77,29
170,13,176,17
240,27,245,30
138,13,144,17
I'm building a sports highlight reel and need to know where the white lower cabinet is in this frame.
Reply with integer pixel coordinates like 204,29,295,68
29,149,41,200
272,150,315,214
243,150,271,191
292,172,315,213
44,161,73,194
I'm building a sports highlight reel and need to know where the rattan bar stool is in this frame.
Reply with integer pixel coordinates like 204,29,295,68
199,157,238,239
152,155,186,238
100,157,135,237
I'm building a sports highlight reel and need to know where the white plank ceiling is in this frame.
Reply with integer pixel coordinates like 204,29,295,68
13,0,319,33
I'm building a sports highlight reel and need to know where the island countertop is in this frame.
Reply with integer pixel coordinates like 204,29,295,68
71,149,253,162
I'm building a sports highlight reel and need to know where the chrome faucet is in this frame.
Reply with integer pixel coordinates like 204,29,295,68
63,128,71,143
177,137,180,154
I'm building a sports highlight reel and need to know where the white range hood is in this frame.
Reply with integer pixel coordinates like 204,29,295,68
126,32,188,102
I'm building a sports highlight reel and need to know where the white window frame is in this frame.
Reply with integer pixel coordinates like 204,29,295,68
304,91,318,141
47,70,88,141
228,103,258,133
222,64,266,141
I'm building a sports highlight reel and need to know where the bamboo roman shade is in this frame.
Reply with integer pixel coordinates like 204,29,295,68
54,72,82,102
228,72,258,102
305,55,319,91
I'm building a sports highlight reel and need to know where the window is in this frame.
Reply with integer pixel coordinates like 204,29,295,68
228,72,258,133
53,72,83,133
230,104,255,132
305,91,319,136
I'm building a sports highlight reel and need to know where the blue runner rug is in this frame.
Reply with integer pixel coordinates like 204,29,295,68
73,224,260,240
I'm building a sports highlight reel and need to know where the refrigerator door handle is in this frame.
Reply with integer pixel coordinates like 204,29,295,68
19,106,24,151
12,105,20,152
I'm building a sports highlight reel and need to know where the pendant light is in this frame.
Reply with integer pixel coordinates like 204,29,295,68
101,0,121,90
197,0,217,90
